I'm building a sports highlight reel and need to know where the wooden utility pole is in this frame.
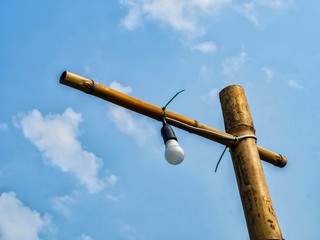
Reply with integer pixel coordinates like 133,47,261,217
60,71,286,239
220,85,283,239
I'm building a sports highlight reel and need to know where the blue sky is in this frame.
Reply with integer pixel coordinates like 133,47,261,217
1,0,320,239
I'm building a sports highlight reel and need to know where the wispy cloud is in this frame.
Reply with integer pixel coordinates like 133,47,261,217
262,66,274,80
0,192,53,240
51,173,118,216
120,0,291,36
110,81,133,95
120,0,144,30
222,50,248,77
199,65,211,80
192,41,217,53
78,234,93,240
201,88,220,104
119,222,141,240
120,0,231,35
107,81,157,146
105,173,118,187
235,0,291,26
288,80,303,90
16,108,110,193
258,0,291,9
235,2,259,26
51,192,78,217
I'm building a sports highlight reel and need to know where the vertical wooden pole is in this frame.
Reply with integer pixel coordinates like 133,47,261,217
219,85,283,240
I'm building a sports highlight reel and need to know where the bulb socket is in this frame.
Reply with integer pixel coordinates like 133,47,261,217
161,123,177,144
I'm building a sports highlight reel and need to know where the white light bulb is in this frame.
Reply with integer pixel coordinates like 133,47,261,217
164,139,184,165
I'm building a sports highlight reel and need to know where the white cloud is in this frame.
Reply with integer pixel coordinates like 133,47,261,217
199,65,210,80
142,0,198,33
51,172,117,216
17,108,108,193
106,173,118,187
288,80,303,90
110,81,133,94
201,88,219,104
120,0,143,30
235,0,291,26
107,106,156,146
120,0,291,35
106,193,122,202
0,192,53,240
222,50,248,77
108,82,157,146
258,0,290,9
51,192,78,216
262,67,274,80
120,0,231,35
119,222,140,240
235,2,260,26
192,41,217,53
79,233,93,240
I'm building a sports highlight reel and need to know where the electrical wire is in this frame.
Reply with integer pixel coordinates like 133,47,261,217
166,117,257,143
162,90,185,121
165,116,257,172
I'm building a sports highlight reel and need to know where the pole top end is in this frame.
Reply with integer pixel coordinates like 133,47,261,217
59,71,68,84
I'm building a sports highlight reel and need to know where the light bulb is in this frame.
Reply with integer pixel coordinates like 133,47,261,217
161,123,185,165
164,139,184,165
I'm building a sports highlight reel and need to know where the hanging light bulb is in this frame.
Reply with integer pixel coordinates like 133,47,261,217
161,123,184,165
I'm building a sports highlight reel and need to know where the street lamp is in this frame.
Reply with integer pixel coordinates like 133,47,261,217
59,71,287,239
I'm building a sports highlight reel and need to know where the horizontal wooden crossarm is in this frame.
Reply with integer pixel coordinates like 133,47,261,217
59,71,287,168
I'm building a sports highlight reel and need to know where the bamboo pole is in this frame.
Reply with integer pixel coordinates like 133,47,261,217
59,71,287,168
220,85,283,239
